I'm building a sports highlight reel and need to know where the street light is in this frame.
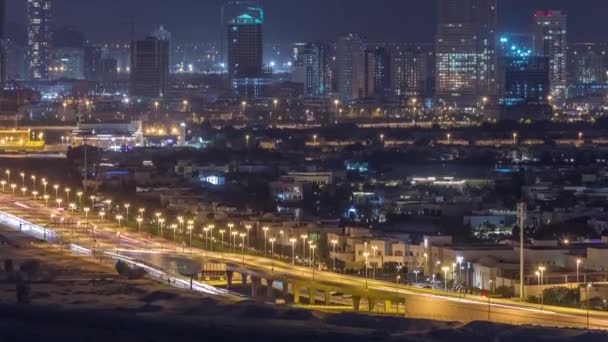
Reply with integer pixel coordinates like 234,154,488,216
245,224,252,250
77,191,83,209
413,270,420,284
262,226,269,256
64,187,71,203
124,203,130,220
116,214,123,228
53,184,59,199
587,283,592,329
301,234,308,260
310,244,317,281
136,217,143,232
269,237,276,257
363,251,369,288
577,259,582,283
442,266,449,291
331,239,338,271
289,238,296,264
83,207,90,225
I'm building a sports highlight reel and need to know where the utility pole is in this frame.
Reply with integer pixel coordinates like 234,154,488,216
518,201,526,300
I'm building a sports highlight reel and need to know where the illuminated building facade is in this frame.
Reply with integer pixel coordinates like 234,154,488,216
299,42,333,98
435,0,497,107
336,33,366,100
532,10,567,102
27,0,52,80
390,43,434,98
227,7,264,98
221,0,260,64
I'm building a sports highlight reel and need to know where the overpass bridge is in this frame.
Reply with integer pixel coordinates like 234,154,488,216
2,193,608,327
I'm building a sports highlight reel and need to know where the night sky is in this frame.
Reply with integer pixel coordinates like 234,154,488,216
6,0,608,43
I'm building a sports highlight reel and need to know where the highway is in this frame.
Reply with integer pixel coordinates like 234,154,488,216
1,193,608,330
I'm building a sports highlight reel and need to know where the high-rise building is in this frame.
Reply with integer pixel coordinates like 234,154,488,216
227,7,264,98
532,10,567,102
84,45,103,82
570,43,607,85
390,43,434,98
0,0,6,87
364,47,391,99
130,29,170,98
27,0,52,80
221,0,260,65
50,47,85,80
435,0,497,106
298,42,333,98
227,7,263,79
336,33,366,100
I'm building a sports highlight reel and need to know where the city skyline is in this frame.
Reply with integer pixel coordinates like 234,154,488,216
5,0,608,44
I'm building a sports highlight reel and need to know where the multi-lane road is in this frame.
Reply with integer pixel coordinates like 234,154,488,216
1,193,607,330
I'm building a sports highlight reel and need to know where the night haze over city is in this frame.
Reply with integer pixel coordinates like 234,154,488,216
3,1,608,341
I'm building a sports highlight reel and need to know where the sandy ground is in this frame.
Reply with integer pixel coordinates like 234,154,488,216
0,227,607,342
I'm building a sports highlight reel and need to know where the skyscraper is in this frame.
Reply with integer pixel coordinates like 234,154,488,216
435,0,497,106
391,43,434,98
336,33,366,100
532,10,567,102
227,7,264,97
27,0,52,80
221,0,260,65
130,28,170,98
0,0,6,87
298,42,332,98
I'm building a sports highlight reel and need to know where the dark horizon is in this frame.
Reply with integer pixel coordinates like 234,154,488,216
5,0,608,44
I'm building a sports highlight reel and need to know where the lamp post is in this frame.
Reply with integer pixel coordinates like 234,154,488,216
442,266,449,291
64,187,71,203
124,203,130,221
269,237,276,257
171,224,178,241
272,99,278,127
577,259,582,283
301,234,308,260
414,270,419,284
331,239,338,271
219,229,225,247
42,179,47,196
456,256,464,285
245,224,252,250
279,230,284,257
136,217,143,232
310,244,317,281
83,207,90,225
262,226,269,255
539,266,546,310
587,283,592,329
290,238,296,264
231,231,237,252
116,214,123,228
363,252,369,289
76,191,83,210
